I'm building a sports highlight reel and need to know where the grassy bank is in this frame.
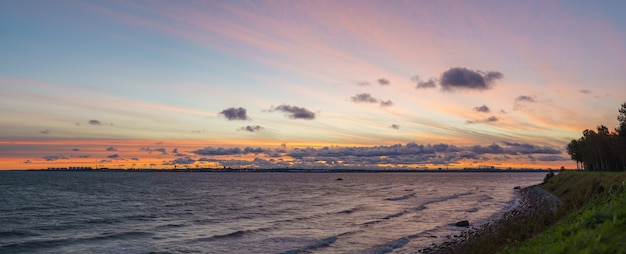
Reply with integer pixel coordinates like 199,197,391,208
439,171,626,254
502,171,626,253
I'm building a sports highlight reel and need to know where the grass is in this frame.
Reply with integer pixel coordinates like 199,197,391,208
500,171,626,254
447,171,626,254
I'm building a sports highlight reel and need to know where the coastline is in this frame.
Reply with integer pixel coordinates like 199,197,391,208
419,184,562,253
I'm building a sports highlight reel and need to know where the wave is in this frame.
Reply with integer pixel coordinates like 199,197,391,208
336,207,359,214
382,211,406,220
363,236,413,254
0,230,38,238
412,191,475,211
465,207,479,213
362,210,408,226
385,193,416,201
194,227,273,242
281,236,338,254
0,231,151,252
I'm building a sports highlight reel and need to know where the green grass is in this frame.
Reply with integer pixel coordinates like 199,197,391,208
542,171,626,213
447,171,626,254
502,182,626,253
502,171,626,254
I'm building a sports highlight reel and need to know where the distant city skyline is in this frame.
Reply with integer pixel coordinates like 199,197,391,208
2,1,625,170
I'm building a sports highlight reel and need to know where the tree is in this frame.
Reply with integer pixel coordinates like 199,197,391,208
566,139,583,170
618,102,626,137
567,102,626,171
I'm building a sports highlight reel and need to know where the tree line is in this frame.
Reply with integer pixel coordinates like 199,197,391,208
566,102,626,171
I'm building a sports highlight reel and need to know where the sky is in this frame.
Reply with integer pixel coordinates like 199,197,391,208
1,0,625,170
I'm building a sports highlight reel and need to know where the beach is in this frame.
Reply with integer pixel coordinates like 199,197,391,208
420,184,562,253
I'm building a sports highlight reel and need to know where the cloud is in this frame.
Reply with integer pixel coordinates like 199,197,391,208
40,129,51,134
390,124,400,129
377,78,390,86
172,148,187,156
474,105,491,113
106,146,117,151
72,148,80,151
514,95,538,110
179,142,563,169
140,147,167,155
270,104,315,120
169,157,195,165
192,146,267,156
43,155,68,161
89,120,102,126
107,154,121,159
379,100,393,107
466,116,498,124
351,93,378,103
579,89,591,94
536,155,570,161
350,93,392,107
501,142,561,155
411,75,437,89
239,125,264,132
440,67,502,92
357,81,370,86
23,160,31,164
515,95,536,103
219,107,249,120
77,155,90,158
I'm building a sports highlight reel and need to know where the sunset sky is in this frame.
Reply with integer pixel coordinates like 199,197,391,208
2,0,625,170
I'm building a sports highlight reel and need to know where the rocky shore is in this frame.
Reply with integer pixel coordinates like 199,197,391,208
419,185,562,254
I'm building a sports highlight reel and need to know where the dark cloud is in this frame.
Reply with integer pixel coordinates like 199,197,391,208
411,75,437,89
440,67,502,92
130,157,140,161
72,148,80,151
140,147,167,155
172,148,187,157
377,78,390,86
270,104,315,120
351,93,378,103
501,142,561,155
107,154,120,159
579,89,591,94
23,160,31,164
43,155,67,161
536,155,570,161
180,141,562,170
515,95,536,103
474,105,491,113
466,116,498,124
89,120,102,126
514,95,538,110
192,146,267,156
219,107,249,120
77,155,90,158
357,81,370,86
169,157,195,165
40,129,51,134
379,100,393,107
239,125,264,132
390,124,400,130
106,146,117,151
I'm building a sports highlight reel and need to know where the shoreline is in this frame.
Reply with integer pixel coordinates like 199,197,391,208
419,184,562,253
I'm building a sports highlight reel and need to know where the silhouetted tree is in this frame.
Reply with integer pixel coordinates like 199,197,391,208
567,102,626,171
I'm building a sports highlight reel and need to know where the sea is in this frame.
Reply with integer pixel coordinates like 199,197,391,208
0,171,546,253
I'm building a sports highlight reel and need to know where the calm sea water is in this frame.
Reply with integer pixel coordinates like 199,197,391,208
0,171,545,253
